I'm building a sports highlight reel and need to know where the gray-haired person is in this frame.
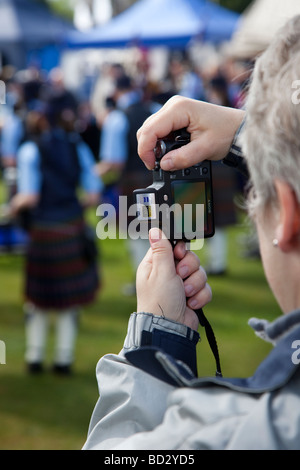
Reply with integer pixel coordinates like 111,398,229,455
83,16,300,450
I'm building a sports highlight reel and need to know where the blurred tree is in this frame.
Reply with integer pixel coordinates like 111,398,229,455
212,0,253,13
39,0,74,19
42,0,137,21
43,0,136,19
42,0,253,22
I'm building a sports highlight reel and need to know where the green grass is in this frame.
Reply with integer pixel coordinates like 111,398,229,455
0,210,281,449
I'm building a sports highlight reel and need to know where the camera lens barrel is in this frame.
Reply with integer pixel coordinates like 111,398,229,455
154,140,167,160
154,129,190,162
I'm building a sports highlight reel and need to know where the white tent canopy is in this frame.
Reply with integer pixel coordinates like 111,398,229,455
229,0,300,59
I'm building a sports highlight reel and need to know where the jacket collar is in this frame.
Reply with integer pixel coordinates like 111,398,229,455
248,309,300,345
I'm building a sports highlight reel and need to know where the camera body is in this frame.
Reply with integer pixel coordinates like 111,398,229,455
134,129,214,243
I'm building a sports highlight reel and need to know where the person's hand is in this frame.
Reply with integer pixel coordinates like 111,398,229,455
9,193,39,217
137,95,245,171
136,228,212,331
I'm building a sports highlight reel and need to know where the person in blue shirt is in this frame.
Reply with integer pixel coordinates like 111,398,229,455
10,90,103,375
96,75,159,294
1,112,24,169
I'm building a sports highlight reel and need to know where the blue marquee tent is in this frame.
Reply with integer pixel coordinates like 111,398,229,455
0,0,74,69
66,0,240,49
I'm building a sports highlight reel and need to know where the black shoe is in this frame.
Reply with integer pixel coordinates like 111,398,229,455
52,364,72,376
27,362,44,374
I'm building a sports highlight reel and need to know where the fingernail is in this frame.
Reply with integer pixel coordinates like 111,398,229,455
149,228,161,243
189,299,199,309
161,157,175,171
184,284,193,296
177,241,187,257
178,266,189,278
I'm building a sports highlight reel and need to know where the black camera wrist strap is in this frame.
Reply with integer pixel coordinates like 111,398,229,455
195,307,222,377
173,241,222,378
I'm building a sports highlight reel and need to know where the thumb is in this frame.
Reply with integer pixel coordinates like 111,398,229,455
149,228,175,277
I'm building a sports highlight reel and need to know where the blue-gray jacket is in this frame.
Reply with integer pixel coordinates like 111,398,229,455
83,310,300,450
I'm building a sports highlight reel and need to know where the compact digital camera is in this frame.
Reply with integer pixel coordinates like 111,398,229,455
134,128,215,244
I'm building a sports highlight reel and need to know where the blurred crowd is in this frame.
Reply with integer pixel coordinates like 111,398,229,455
0,47,255,267
0,48,253,373
0,48,254,267
0,48,251,165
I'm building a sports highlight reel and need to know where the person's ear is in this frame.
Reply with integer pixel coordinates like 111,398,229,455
274,179,300,252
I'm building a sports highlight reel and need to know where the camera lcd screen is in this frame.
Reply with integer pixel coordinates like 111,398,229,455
171,180,208,240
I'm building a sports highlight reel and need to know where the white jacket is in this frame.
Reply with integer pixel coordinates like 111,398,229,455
83,310,300,450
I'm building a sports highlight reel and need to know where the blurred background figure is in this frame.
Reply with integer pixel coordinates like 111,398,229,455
203,74,239,275
76,99,101,162
165,51,205,100
0,72,27,207
95,72,157,295
0,69,41,252
9,85,103,375
91,62,126,123
0,77,24,172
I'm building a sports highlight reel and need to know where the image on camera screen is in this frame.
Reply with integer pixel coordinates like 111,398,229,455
172,180,207,240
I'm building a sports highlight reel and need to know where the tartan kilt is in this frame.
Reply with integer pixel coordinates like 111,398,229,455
25,218,100,310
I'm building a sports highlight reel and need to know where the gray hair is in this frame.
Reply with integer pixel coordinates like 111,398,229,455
240,15,300,215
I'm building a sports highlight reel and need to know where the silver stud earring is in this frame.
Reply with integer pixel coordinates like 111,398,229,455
272,238,279,247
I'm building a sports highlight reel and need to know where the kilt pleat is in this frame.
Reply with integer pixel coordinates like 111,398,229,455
25,219,99,310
